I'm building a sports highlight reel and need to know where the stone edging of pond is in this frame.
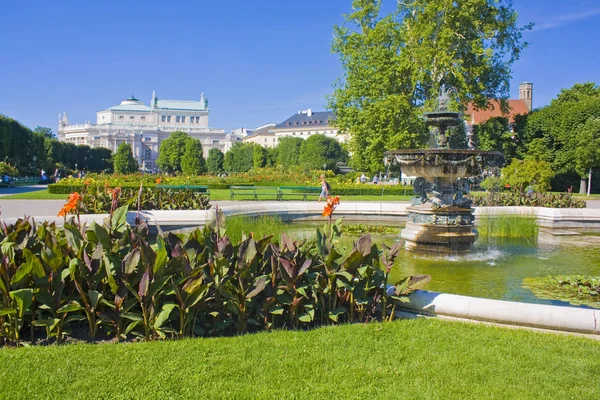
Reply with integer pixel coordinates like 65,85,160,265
398,290,600,335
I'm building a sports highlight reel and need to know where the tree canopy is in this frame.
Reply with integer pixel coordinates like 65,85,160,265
299,134,347,171
157,131,190,174
329,0,530,172
276,137,303,168
181,139,206,176
224,142,254,172
206,148,224,174
113,143,139,174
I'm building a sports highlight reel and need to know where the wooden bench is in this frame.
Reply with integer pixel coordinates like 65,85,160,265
278,186,322,201
229,185,280,201
156,185,210,197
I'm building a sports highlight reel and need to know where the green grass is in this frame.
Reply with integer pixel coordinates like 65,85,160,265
2,188,413,202
478,213,538,239
1,190,68,200
225,214,289,243
0,318,598,399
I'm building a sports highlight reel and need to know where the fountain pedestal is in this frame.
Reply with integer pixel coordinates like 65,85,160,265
402,204,477,254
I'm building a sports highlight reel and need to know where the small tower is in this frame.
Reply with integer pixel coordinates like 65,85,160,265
519,82,533,111
151,90,157,109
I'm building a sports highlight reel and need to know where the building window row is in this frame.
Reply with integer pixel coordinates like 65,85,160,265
161,115,172,123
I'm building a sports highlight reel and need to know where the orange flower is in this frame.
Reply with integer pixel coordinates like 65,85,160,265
84,179,91,186
322,196,340,217
104,181,110,188
156,177,162,184
58,192,82,217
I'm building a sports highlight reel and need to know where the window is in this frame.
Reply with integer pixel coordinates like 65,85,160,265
119,116,124,119
144,146,152,160
141,116,146,120
161,115,166,122
303,121,307,124
264,138,267,143
167,116,171,122
181,116,186,123
196,116,200,123
176,116,181,123
130,116,135,120
144,137,151,141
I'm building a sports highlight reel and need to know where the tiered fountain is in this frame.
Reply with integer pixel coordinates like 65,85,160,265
384,86,504,253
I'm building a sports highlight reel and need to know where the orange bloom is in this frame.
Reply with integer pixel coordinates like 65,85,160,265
58,192,82,217
156,177,162,184
322,196,340,217
84,179,91,186
104,181,110,188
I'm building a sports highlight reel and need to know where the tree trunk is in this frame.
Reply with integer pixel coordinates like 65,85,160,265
579,178,587,195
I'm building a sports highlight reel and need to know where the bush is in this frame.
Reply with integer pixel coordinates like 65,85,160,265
0,212,428,345
470,192,585,208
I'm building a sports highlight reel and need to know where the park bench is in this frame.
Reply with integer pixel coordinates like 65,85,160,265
229,185,280,201
156,185,210,197
278,186,322,201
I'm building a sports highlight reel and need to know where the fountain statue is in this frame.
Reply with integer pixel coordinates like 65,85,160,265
384,86,504,253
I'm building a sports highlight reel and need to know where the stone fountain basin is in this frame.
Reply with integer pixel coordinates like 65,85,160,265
384,149,504,180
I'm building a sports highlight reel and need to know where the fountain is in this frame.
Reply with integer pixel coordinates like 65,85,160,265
384,85,504,253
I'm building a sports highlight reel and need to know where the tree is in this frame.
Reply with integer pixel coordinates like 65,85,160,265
157,131,190,174
276,137,303,168
253,145,267,169
329,0,530,172
33,126,55,139
473,117,520,163
206,148,224,174
224,142,254,172
573,118,600,194
523,83,600,193
181,139,206,176
299,134,347,171
113,143,139,174
266,147,278,167
502,158,554,193
88,147,113,172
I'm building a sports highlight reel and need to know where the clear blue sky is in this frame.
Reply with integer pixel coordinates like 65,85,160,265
1,0,599,133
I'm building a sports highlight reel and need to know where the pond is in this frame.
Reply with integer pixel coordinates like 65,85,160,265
234,217,600,306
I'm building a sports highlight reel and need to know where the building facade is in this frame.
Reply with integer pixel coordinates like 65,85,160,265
465,82,533,129
243,109,347,148
58,92,233,172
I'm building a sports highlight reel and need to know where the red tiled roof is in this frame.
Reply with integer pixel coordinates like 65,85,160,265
465,100,530,125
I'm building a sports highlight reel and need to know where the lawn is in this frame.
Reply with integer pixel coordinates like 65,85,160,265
0,318,598,399
1,189,412,202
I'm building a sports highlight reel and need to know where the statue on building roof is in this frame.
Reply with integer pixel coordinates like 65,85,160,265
151,90,157,109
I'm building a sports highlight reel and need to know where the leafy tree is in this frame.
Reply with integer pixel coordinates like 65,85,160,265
523,83,600,193
473,117,520,163
329,0,530,172
572,118,600,194
181,139,206,176
276,137,303,168
502,158,554,193
299,134,347,171
157,131,190,174
33,126,55,139
253,145,267,169
224,142,254,172
266,147,278,167
206,148,224,173
113,143,139,174
88,147,113,172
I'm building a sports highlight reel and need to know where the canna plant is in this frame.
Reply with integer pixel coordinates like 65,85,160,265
0,204,429,346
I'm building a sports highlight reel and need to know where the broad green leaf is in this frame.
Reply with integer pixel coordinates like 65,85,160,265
246,276,268,299
89,221,111,249
64,225,84,253
11,260,32,286
154,236,168,274
23,248,45,279
122,248,140,276
122,312,143,322
328,307,346,322
10,288,34,318
269,306,284,315
88,290,102,310
111,205,129,233
57,301,83,314
154,303,177,329
0,308,17,316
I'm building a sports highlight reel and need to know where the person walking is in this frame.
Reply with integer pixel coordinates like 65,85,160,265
319,174,330,202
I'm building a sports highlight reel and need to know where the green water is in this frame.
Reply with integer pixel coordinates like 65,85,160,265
283,223,600,305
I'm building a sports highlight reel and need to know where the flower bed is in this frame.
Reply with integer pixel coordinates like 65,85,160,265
0,209,428,346
470,192,586,208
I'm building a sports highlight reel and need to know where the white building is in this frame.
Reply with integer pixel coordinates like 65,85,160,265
58,92,234,172
242,124,277,147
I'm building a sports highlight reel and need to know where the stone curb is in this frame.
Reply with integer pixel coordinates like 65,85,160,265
400,290,599,335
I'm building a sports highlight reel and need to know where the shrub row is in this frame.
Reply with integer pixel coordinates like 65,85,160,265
0,211,428,346
470,192,586,208
50,182,414,197
78,185,211,214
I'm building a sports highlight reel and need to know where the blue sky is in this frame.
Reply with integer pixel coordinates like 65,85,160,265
1,0,599,133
